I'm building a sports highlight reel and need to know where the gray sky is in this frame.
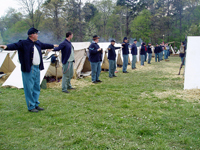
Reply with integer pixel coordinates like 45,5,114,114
0,0,91,18
0,0,20,17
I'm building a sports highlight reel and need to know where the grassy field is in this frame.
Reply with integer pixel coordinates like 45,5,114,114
1,56,200,149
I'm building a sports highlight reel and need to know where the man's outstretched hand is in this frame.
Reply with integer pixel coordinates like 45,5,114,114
0,45,7,49
47,49,53,52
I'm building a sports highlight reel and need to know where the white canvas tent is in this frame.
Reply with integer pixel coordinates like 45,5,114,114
0,53,16,73
98,42,111,70
1,50,17,59
72,42,90,50
184,36,200,90
98,42,122,70
74,49,91,78
2,51,55,88
2,42,92,88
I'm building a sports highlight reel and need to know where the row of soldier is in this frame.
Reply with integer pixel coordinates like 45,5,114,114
89,36,172,83
0,27,182,112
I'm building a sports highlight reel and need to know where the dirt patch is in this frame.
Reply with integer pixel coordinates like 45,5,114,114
153,89,200,103
47,77,92,89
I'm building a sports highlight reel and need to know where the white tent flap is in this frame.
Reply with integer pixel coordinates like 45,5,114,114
184,36,200,90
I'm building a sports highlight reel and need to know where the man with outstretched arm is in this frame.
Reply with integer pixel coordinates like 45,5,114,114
147,43,152,64
51,32,75,93
131,39,137,69
0,27,57,113
122,37,130,73
107,40,121,78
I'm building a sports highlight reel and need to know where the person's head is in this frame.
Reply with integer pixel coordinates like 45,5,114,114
148,43,151,46
142,42,145,46
93,35,100,43
134,39,137,44
156,43,158,47
66,32,73,40
123,37,128,43
28,27,39,42
111,39,115,45
181,41,184,45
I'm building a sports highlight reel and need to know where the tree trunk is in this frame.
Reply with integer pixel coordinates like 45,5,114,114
79,0,82,41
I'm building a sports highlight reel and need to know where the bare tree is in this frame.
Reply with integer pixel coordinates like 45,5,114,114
18,0,44,28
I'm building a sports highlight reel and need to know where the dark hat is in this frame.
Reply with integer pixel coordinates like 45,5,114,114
123,37,128,41
111,40,115,42
27,27,39,35
93,35,100,39
134,39,137,41
156,43,158,45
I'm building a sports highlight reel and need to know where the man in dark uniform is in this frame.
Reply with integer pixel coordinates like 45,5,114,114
160,43,164,61
0,27,56,112
107,40,121,78
147,43,152,64
131,39,137,69
140,43,146,66
154,43,160,62
89,35,102,83
122,37,129,73
52,32,74,93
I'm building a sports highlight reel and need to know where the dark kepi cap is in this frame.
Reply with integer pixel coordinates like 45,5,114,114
134,39,137,41
111,40,115,42
93,35,100,39
123,37,128,41
27,27,39,35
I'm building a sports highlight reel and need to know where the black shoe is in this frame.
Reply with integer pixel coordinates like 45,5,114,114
62,90,70,93
109,76,113,78
96,80,102,82
29,108,38,113
92,81,97,84
123,71,129,73
36,106,44,111
68,88,76,90
113,75,117,77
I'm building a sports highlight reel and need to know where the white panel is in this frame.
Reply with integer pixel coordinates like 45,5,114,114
184,36,200,90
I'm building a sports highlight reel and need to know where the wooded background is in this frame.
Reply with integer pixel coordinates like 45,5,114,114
0,0,200,46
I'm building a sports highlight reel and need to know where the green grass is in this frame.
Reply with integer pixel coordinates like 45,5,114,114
0,57,200,149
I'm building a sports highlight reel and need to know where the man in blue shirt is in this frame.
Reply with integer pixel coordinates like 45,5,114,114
89,35,102,83
52,32,74,93
140,43,146,66
147,43,152,64
154,43,160,62
107,40,121,78
0,27,56,112
122,37,130,73
131,39,137,69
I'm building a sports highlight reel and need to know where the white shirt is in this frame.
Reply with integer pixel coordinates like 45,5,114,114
68,46,74,62
32,45,41,65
